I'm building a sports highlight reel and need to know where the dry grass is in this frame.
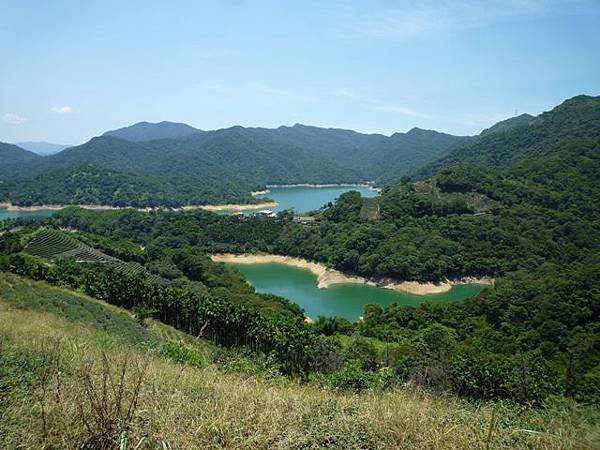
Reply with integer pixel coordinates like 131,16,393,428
1,288,598,449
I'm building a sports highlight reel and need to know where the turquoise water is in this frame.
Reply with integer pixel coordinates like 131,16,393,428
254,185,379,213
0,208,55,221
228,262,484,321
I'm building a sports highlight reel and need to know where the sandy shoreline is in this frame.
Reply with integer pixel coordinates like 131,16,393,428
194,201,278,212
0,203,145,212
212,253,371,289
211,253,493,295
0,201,278,213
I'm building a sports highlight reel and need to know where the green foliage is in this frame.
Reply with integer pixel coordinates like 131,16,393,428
159,340,207,368
328,361,394,391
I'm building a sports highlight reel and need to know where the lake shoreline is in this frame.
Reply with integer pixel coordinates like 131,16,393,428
194,201,277,212
0,201,278,213
262,183,381,193
211,253,494,295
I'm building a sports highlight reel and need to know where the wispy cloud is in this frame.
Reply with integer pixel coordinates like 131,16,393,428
334,88,364,101
50,105,73,114
334,87,430,119
369,105,432,119
2,112,27,124
347,0,589,41
247,82,309,101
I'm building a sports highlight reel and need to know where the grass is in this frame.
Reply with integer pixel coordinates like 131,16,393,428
1,272,598,449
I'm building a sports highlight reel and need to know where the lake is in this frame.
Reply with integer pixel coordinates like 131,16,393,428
228,262,484,321
0,208,55,221
253,185,379,213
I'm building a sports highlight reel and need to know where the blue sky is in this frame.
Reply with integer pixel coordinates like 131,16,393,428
1,0,599,144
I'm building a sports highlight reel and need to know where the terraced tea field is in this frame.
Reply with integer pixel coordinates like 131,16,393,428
24,228,159,280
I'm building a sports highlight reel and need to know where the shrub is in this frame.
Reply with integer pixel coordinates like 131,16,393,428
159,340,207,368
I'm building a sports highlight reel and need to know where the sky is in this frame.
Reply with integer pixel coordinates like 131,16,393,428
1,0,599,145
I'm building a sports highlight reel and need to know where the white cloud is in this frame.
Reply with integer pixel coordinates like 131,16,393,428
2,113,27,124
50,105,73,114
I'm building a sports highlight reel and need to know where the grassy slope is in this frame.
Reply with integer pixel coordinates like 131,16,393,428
1,272,598,449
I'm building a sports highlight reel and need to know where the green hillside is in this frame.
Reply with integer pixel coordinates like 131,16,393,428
0,142,43,179
248,124,469,183
1,272,597,449
479,113,534,136
23,228,160,281
418,95,600,177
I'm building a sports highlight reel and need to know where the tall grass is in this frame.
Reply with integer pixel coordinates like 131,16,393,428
1,275,599,449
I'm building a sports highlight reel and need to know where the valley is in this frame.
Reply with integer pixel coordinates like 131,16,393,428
224,259,485,320
1,95,599,449
3,2,599,447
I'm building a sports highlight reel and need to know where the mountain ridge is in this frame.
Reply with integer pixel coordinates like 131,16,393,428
103,120,202,142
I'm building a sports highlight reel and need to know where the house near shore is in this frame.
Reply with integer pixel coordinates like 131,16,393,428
256,209,277,218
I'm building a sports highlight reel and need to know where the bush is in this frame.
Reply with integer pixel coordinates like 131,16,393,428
328,361,394,391
159,340,207,368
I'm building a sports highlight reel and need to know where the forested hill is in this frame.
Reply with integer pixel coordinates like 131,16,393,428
101,121,470,183
0,142,42,179
247,124,470,183
0,130,364,207
479,113,534,136
0,121,465,207
418,95,600,177
103,120,202,141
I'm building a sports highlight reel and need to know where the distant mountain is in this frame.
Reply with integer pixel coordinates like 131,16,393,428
417,95,599,177
0,142,42,179
103,121,201,142
6,97,591,208
16,141,71,156
479,113,534,136
243,124,469,184
0,127,364,207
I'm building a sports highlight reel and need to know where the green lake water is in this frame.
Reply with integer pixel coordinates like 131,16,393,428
254,185,379,213
228,262,484,321
0,209,55,221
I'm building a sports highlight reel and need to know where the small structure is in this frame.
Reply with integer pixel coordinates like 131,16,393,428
256,209,277,218
293,215,319,225
231,211,245,219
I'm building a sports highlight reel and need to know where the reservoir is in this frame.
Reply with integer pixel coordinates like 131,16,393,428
228,262,484,321
254,185,379,213
0,209,55,221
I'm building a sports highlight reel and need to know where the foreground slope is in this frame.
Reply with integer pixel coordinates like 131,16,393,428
1,271,597,450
